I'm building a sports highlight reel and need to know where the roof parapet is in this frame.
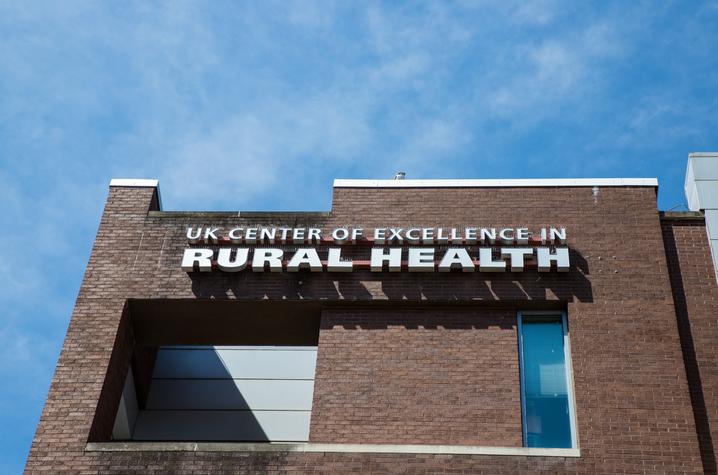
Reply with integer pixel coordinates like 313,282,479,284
109,178,162,210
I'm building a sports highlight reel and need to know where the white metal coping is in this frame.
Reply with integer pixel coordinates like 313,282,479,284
333,178,658,188
109,178,162,209
86,442,580,458
109,178,159,187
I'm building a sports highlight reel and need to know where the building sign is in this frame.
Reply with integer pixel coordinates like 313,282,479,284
181,226,570,273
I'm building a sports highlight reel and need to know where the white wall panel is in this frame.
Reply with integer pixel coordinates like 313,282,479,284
132,410,311,441
145,379,315,410
685,153,718,281
153,347,317,380
133,345,318,442
696,182,718,209
690,157,718,180
112,367,138,440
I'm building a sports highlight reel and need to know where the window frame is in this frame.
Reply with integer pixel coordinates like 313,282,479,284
517,310,579,449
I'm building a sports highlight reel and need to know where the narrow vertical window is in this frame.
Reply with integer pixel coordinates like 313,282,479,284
518,313,577,449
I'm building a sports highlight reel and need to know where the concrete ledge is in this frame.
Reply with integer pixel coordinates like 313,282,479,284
659,211,705,221
86,442,580,458
333,178,657,188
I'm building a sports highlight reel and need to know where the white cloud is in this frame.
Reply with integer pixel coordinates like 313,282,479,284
285,0,336,29
159,92,374,208
368,54,431,85
583,24,623,57
485,22,624,122
510,0,559,26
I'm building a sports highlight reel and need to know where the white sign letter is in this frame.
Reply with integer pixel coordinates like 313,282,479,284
203,227,220,242
549,227,567,244
332,227,350,244
217,248,249,272
516,228,530,245
438,248,475,272
501,248,534,272
351,228,364,242
373,228,386,244
308,228,322,243
228,227,244,244
499,228,515,244
252,249,284,272
327,248,353,271
480,228,497,244
537,247,570,272
408,248,435,272
186,227,202,243
405,228,421,244
370,248,402,272
181,248,213,272
287,248,323,272
479,248,506,272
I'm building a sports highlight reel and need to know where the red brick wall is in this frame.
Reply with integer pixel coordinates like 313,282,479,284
310,308,522,446
662,216,718,474
25,184,706,473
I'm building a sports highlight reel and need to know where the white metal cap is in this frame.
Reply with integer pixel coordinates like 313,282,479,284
333,178,658,188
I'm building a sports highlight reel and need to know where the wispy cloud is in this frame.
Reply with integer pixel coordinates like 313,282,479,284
510,0,559,26
161,95,373,207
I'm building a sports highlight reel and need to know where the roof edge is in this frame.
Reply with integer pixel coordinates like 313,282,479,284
147,211,330,218
333,178,658,188
688,152,718,158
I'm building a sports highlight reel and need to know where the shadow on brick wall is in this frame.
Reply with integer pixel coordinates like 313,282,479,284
662,223,717,474
321,310,519,330
188,249,593,304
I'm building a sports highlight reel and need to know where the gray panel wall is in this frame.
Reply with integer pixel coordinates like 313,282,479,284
685,152,718,281
111,367,138,440
132,346,317,442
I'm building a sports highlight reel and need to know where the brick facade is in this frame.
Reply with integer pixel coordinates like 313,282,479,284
24,183,714,473
310,308,522,446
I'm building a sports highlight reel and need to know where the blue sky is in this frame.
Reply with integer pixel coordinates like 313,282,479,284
1,1,717,472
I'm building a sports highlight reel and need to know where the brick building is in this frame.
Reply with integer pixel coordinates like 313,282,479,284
25,153,718,474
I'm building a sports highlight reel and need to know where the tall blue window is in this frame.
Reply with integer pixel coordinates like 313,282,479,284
518,313,576,449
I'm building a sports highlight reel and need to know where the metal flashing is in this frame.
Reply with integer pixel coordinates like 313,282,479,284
333,178,658,188
109,179,160,188
147,211,331,218
688,152,718,158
